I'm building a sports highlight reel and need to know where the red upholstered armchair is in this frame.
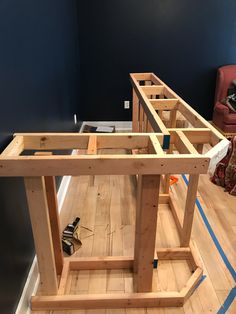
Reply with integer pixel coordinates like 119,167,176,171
212,65,236,135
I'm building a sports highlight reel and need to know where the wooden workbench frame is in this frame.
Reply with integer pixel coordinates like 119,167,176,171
130,72,229,184
0,73,230,310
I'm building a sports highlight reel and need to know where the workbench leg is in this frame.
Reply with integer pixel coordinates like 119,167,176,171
25,177,58,295
181,174,199,247
44,176,64,275
133,175,142,274
132,89,139,132
134,175,161,292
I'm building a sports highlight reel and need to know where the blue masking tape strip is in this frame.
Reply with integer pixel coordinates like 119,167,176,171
182,174,236,313
217,286,236,314
194,275,207,291
188,275,207,298
182,174,236,282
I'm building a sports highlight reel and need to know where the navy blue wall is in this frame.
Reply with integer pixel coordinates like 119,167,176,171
1,0,236,312
0,0,80,313
77,0,236,121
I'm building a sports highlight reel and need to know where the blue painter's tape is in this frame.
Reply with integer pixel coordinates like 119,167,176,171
182,174,236,282
194,275,207,291
217,286,236,314
153,259,158,269
188,275,207,298
182,174,236,313
162,135,170,150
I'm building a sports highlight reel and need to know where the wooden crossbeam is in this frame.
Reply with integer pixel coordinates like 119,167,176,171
148,134,164,154
141,85,165,96
1,135,24,156
174,131,199,154
68,256,134,270
159,193,170,204
132,73,152,81
180,268,203,300
19,133,89,150
156,248,191,260
31,292,184,310
14,133,164,151
168,129,212,144
0,154,210,176
150,99,178,110
96,134,162,149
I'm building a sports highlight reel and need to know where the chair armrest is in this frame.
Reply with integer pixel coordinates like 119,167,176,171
214,101,230,115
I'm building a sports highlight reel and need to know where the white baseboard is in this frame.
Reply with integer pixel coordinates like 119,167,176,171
15,174,72,314
81,121,132,131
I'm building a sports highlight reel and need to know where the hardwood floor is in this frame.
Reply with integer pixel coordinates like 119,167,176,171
32,152,236,313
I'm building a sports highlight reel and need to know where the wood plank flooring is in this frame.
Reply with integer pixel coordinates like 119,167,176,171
32,151,236,313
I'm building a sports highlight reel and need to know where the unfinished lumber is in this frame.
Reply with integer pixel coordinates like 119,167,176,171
130,74,169,136
132,89,139,132
0,72,230,311
175,130,199,154
0,135,24,157
44,175,64,275
142,85,165,96
180,267,203,300
149,99,178,111
181,174,199,247
0,154,210,177
58,261,70,295
24,177,58,295
68,256,133,270
34,152,63,276
87,135,97,185
31,291,184,310
156,248,191,260
134,174,161,292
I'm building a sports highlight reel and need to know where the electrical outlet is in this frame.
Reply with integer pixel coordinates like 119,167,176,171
74,114,77,124
124,101,130,109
